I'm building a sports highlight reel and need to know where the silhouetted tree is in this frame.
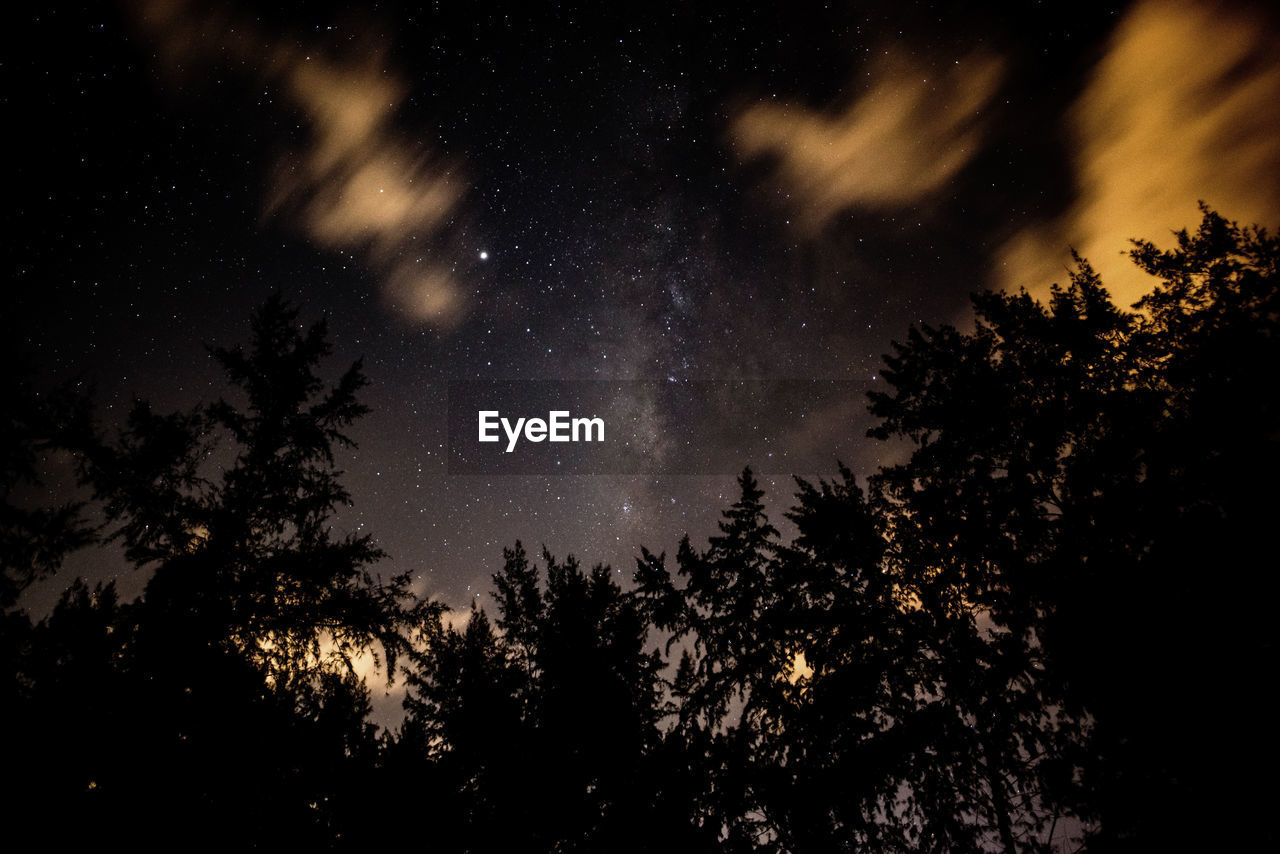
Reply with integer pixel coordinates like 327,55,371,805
1,358,103,842
401,544,672,853
397,602,531,852
637,469,803,849
866,206,1280,849
9,209,1277,852
0,357,94,611
83,295,421,694
491,539,543,705
21,294,432,845
866,263,1127,851
762,465,922,852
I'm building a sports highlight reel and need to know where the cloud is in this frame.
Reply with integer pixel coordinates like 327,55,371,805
729,51,1005,233
996,0,1280,305
385,263,467,327
131,0,469,327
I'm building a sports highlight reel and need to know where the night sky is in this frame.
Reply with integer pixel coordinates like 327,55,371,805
10,0,1280,638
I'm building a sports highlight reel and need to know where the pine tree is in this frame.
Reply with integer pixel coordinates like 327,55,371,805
64,294,427,844
864,207,1280,849
86,294,421,698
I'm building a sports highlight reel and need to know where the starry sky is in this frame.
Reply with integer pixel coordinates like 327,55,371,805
10,0,1280,627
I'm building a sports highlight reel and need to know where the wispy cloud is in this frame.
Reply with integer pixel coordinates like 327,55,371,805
729,51,1004,233
132,0,470,326
996,0,1280,305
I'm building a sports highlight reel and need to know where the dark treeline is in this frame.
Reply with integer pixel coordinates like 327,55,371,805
3,207,1277,850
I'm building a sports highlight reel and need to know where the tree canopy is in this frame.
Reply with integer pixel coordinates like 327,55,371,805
3,208,1277,851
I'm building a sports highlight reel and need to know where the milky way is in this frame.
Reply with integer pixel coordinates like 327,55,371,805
10,0,1280,627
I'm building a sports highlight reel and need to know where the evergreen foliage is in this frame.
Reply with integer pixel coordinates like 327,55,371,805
4,209,1276,850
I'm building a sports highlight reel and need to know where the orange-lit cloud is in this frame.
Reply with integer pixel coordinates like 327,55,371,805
385,263,468,327
730,52,1004,232
996,0,1280,305
132,0,469,326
